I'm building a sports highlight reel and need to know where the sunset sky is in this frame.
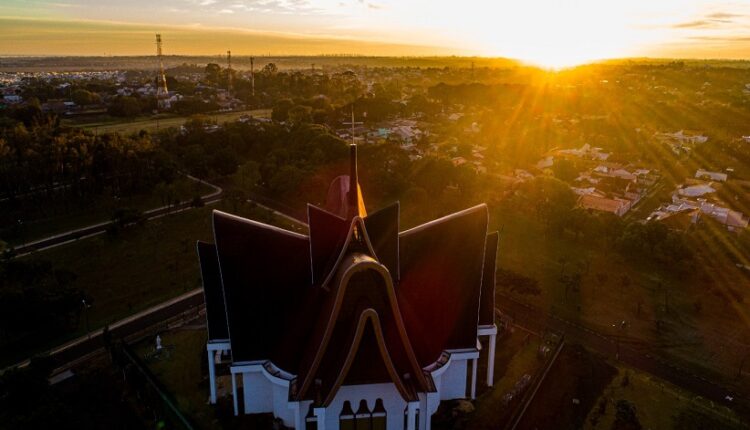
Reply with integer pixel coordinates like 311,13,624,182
3,0,750,67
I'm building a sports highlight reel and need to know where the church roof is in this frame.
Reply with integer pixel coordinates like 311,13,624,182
196,145,498,406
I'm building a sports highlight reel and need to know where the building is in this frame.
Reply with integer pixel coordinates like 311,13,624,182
695,169,728,182
197,146,499,430
578,193,632,217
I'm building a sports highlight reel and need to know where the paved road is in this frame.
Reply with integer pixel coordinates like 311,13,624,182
497,293,749,418
12,175,223,258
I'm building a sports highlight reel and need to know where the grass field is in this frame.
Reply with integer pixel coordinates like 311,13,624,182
62,108,272,135
1,199,300,366
493,205,750,389
134,328,218,429
134,327,290,430
515,344,618,430
1,176,213,246
464,329,548,430
584,363,747,429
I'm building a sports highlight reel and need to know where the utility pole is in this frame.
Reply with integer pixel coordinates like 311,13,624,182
250,56,255,97
227,49,233,96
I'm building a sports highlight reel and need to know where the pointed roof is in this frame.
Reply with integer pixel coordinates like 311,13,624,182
397,205,489,366
292,250,430,405
479,231,499,327
197,145,495,405
196,241,228,341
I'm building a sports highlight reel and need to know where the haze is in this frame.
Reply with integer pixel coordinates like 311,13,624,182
4,0,750,67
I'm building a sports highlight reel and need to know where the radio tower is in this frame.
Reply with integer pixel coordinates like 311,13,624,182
155,34,170,110
226,50,233,96
250,56,255,97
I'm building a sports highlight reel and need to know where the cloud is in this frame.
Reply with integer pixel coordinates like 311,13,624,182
673,20,713,28
688,35,750,42
705,12,743,19
218,8,234,13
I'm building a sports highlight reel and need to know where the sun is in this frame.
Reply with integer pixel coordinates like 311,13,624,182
465,1,646,69
513,47,607,70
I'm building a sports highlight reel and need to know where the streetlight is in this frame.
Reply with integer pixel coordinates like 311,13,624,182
613,320,627,360
82,298,92,339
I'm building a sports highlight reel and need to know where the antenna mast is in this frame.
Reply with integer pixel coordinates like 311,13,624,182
155,34,170,110
250,56,255,97
226,50,233,96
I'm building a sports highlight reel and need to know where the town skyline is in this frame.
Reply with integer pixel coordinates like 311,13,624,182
5,1,750,67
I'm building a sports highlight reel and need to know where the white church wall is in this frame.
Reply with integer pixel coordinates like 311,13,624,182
439,358,468,400
242,371,273,413
237,365,297,426
325,383,408,430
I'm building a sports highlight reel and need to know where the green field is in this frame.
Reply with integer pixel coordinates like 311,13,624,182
585,364,746,429
1,176,214,246
1,200,301,366
62,108,272,135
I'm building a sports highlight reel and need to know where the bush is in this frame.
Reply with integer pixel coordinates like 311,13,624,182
497,268,541,296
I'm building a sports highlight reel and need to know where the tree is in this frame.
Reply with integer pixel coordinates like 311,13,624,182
288,104,313,125
210,147,239,176
70,89,99,106
0,260,82,340
269,164,305,194
108,96,141,117
560,271,582,301
612,400,642,430
205,63,222,83
619,274,631,295
496,269,541,296
272,98,295,122
236,161,261,191
262,63,278,75
552,158,577,183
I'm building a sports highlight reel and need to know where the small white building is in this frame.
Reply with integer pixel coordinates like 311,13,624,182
695,169,728,182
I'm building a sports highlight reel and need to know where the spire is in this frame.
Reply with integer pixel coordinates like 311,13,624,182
347,144,367,220
348,144,358,220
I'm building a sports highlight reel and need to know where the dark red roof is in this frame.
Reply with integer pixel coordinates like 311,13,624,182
197,146,497,405
196,241,228,341
397,205,489,366
479,231,499,327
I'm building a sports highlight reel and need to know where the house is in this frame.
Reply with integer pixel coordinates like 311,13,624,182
695,169,728,182
558,143,610,161
197,146,499,430
677,183,716,197
654,196,750,232
536,156,554,170
2,94,22,104
578,194,632,217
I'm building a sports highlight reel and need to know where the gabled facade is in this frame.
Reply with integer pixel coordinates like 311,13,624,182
197,145,499,430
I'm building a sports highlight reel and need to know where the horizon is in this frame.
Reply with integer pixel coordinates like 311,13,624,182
4,1,750,68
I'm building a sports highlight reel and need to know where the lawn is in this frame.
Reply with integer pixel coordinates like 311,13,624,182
463,328,550,430
1,176,214,246
134,327,287,430
515,344,618,430
584,364,747,430
1,200,302,366
493,206,750,389
134,328,218,429
62,108,271,135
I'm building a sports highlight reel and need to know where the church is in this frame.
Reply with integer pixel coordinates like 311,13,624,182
197,145,499,430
